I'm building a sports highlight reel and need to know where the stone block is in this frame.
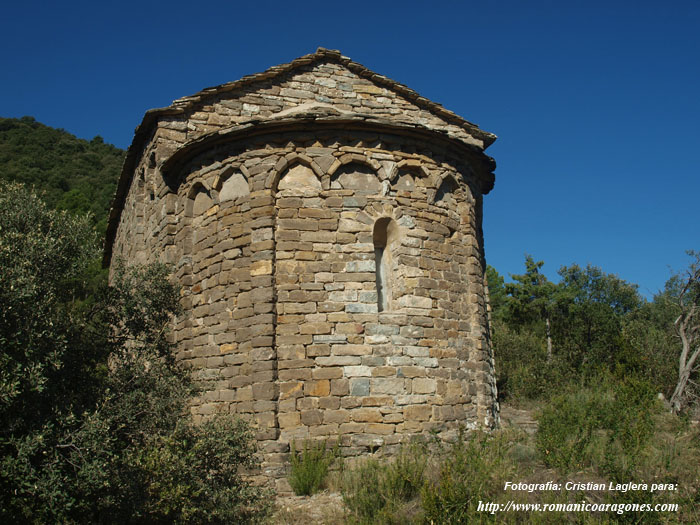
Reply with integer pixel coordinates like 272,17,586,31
351,408,383,423
300,410,323,426
332,344,371,356
318,396,340,409
312,367,343,379
345,260,375,272
344,365,371,377
365,423,395,435
361,396,394,407
412,378,437,394
309,424,339,437
397,295,432,309
252,382,277,400
304,380,330,397
345,303,378,314
323,409,350,424
371,378,406,395
371,366,396,377
313,334,348,344
316,356,361,366
366,323,399,336
300,322,332,335
397,366,425,378
236,386,253,401
330,378,349,396
279,381,303,400
250,260,273,276
404,405,432,421
350,378,370,396
339,422,365,434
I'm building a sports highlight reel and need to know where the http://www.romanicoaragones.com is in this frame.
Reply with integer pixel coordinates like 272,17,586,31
477,481,679,516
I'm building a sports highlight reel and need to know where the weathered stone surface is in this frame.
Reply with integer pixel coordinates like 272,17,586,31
108,48,498,491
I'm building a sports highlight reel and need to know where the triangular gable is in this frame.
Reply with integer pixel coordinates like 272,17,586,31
163,48,496,149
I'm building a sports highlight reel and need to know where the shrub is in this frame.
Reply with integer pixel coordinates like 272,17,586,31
421,431,514,524
0,183,272,523
536,374,656,477
342,443,426,524
288,439,338,496
132,417,272,523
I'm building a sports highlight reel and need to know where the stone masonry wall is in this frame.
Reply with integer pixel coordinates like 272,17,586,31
108,50,497,492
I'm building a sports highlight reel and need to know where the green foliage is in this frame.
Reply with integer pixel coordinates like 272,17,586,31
536,374,656,478
131,417,269,524
552,263,642,372
288,439,338,496
504,255,558,328
493,256,653,403
0,116,124,236
342,444,426,524
0,181,98,434
421,431,515,525
0,183,271,523
624,295,678,395
486,265,507,318
492,318,551,401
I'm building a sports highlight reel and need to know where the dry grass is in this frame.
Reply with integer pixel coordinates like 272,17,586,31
268,404,700,524
270,491,346,525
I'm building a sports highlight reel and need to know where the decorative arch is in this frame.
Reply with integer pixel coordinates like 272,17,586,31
215,165,250,202
329,158,382,193
388,159,430,185
270,153,324,193
431,172,462,206
327,153,384,179
186,182,214,217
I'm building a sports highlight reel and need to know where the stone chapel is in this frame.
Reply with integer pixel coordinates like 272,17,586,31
105,48,499,488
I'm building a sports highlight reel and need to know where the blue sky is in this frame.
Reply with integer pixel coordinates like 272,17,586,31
2,1,698,297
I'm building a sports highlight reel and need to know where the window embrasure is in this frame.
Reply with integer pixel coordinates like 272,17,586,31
373,217,400,312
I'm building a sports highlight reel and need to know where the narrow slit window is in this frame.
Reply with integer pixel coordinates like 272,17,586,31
375,246,386,311
373,217,397,312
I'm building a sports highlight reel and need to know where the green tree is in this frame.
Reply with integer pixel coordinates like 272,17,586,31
491,257,556,402
494,257,646,401
505,255,558,361
553,264,642,373
485,265,507,319
0,117,124,237
0,182,271,523
623,291,679,399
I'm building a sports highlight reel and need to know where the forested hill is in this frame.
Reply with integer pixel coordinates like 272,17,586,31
0,116,125,236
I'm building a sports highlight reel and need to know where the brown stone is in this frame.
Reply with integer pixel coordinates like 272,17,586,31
304,380,330,397
351,408,383,423
107,48,498,489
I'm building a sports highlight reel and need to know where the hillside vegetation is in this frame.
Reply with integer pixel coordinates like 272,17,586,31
0,182,271,523
284,258,700,523
0,116,124,236
2,117,699,523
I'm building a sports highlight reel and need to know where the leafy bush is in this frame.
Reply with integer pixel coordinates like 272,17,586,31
342,444,426,524
492,319,551,401
421,431,514,524
288,439,338,496
0,182,272,523
536,374,656,477
132,417,270,523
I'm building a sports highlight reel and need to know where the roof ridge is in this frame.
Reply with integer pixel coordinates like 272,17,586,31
163,48,495,147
